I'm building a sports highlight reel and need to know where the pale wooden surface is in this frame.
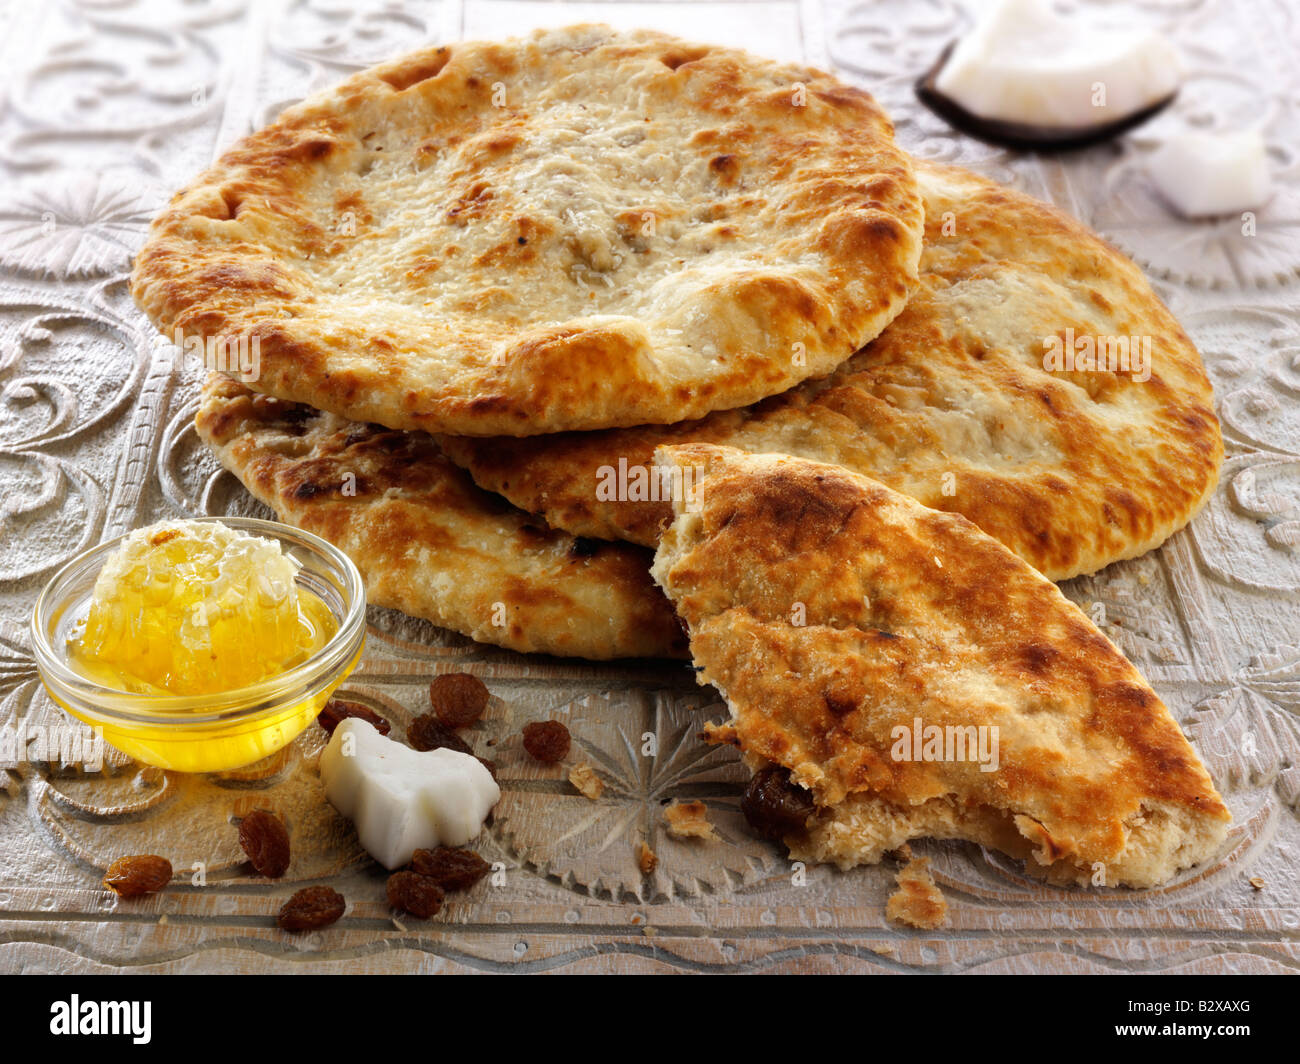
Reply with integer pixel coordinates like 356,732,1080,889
0,0,1298,974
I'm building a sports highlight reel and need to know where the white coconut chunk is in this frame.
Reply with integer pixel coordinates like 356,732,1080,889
320,718,499,869
934,0,1182,130
1147,130,1272,217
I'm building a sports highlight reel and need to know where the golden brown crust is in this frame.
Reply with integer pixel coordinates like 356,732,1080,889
653,445,1229,888
134,25,922,437
194,376,685,660
441,161,1222,581
885,856,948,930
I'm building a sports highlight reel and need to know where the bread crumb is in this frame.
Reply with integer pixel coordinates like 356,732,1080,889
642,925,658,938
700,721,739,746
568,761,604,800
636,841,657,875
663,799,718,840
1249,876,1265,891
886,856,948,930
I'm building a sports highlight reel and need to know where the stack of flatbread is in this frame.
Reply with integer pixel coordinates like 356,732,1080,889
132,25,1229,888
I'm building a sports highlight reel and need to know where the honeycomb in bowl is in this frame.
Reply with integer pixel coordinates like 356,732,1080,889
72,521,332,696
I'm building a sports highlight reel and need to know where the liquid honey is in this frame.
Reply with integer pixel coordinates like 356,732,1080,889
59,521,352,773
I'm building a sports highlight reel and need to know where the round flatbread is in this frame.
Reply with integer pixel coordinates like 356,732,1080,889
194,376,685,660
440,161,1223,581
135,25,923,437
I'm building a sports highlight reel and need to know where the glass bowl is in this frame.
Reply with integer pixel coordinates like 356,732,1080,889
30,517,366,773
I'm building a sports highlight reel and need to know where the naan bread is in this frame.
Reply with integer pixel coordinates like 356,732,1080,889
652,445,1229,888
135,25,923,437
195,377,685,660
442,161,1222,581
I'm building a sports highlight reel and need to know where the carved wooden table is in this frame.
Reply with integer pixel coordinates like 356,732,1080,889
1,0,1297,974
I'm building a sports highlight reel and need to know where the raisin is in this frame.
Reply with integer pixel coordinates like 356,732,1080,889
386,870,444,918
521,720,570,763
428,673,489,727
408,714,473,754
318,698,391,736
410,847,490,892
238,809,291,878
741,766,816,840
103,855,172,898
277,886,345,931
